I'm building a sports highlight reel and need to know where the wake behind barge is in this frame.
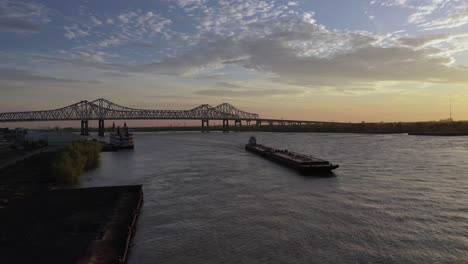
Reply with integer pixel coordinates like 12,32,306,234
245,137,339,174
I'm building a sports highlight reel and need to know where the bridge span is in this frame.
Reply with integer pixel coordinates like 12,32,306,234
0,98,335,135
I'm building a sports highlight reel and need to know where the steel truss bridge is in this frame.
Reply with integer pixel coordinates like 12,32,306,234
0,98,334,135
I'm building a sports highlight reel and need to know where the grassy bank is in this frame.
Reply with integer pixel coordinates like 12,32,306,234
52,140,101,183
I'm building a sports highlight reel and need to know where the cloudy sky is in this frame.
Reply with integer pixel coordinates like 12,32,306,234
1,0,468,122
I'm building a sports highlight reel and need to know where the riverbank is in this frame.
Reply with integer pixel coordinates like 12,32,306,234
55,120,468,136
0,148,143,263
0,150,57,204
0,185,143,264
52,140,101,183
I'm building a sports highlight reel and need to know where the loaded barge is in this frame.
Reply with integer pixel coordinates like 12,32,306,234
245,137,339,174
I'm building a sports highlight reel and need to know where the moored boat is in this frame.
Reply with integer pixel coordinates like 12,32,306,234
98,141,119,152
245,137,339,174
109,123,134,149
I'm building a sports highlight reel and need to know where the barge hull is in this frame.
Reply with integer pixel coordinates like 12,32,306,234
245,145,338,174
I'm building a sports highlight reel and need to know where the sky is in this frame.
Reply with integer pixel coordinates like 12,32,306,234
1,0,468,123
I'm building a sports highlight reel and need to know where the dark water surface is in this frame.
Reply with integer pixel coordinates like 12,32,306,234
81,132,468,264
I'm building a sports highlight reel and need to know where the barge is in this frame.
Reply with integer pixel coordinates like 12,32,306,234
245,137,339,174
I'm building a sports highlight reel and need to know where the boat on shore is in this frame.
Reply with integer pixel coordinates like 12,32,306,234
245,137,339,174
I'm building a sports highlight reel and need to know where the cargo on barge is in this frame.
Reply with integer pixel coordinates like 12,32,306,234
245,137,339,174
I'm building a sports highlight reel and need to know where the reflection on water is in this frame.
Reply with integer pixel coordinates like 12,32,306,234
81,132,468,264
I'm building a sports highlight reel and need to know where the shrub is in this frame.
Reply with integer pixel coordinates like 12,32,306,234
52,140,101,183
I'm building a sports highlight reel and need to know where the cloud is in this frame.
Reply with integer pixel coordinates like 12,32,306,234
64,25,90,39
176,0,207,8
371,0,410,8
91,16,103,26
407,0,449,24
143,14,468,88
398,34,451,47
369,0,468,31
192,73,228,79
254,44,468,86
69,10,171,49
5,0,468,98
196,81,304,97
95,36,121,48
196,88,302,97
0,0,49,32
132,11,172,34
0,67,99,84
371,0,450,24
0,17,40,32
117,12,136,24
216,81,245,89
398,33,468,58
25,53,131,74
193,0,284,38
419,8,468,30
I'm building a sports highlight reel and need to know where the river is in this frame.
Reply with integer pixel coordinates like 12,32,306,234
81,132,468,264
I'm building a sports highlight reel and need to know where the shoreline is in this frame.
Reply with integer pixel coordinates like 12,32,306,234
0,150,143,264
41,121,468,136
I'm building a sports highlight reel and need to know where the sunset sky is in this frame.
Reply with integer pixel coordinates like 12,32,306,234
1,0,468,123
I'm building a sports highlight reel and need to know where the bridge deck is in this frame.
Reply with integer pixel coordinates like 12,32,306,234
0,98,337,124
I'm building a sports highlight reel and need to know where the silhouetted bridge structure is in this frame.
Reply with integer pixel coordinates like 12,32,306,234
0,99,335,135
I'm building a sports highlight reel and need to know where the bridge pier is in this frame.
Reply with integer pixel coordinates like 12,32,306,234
256,120,262,127
201,119,210,132
98,119,105,137
80,120,89,136
222,119,229,132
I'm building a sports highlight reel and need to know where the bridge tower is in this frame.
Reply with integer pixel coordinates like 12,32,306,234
201,119,210,132
234,119,242,130
222,119,229,132
80,120,89,136
98,119,105,137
